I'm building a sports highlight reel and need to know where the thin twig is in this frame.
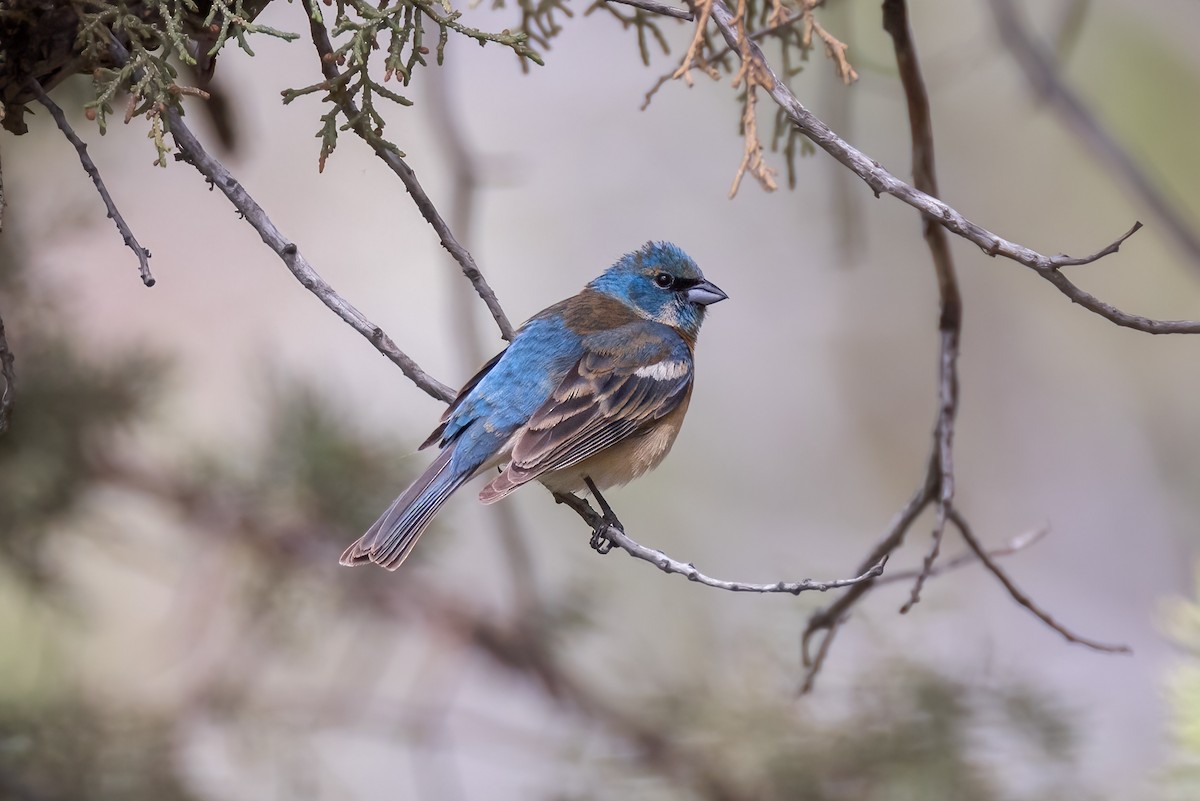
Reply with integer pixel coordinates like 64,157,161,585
704,0,1200,334
989,0,1200,274
104,40,456,404
169,122,455,403
949,509,1130,654
876,525,1050,586
799,469,935,693
883,0,960,615
299,0,515,343
0,305,13,436
426,57,540,617
28,80,156,287
801,1,857,84
606,0,693,21
554,491,886,594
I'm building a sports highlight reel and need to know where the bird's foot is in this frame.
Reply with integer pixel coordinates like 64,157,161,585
584,477,621,556
589,522,617,554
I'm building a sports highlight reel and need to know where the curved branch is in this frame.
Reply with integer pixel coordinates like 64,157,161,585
950,509,1130,654
800,471,936,694
29,80,156,287
554,490,886,594
104,39,456,404
704,0,1200,334
165,113,456,403
298,0,515,343
883,0,960,615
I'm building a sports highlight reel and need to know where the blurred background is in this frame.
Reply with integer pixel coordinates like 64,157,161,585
3,0,1200,798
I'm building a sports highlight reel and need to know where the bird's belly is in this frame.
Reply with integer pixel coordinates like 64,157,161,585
538,401,689,494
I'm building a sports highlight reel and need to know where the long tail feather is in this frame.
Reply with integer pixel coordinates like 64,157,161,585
340,446,469,570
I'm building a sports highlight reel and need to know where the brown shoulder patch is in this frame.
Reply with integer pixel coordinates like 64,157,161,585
561,289,640,335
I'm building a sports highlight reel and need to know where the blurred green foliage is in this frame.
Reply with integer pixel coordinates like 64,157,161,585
0,696,202,801
1161,567,1200,798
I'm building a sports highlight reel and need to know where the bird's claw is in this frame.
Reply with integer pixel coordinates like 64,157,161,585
590,522,616,554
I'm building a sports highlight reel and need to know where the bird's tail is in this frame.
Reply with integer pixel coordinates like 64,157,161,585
340,445,469,570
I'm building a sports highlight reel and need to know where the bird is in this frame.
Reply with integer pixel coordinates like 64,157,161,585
340,241,727,570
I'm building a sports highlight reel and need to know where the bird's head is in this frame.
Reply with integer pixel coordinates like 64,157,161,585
589,242,728,338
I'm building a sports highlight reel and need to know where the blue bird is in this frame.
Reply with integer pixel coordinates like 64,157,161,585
341,241,727,570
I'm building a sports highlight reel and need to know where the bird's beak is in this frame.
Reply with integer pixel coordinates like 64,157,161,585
685,279,728,306
691,281,724,306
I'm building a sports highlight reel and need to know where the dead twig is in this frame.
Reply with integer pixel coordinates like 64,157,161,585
876,525,1050,586
104,40,456,404
728,0,777,196
800,467,936,693
28,80,155,287
950,509,1130,653
801,1,857,84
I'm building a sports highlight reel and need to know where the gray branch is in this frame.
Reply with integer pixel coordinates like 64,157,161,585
105,39,456,404
299,0,515,343
554,491,886,594
29,80,155,287
606,0,694,21
950,509,1130,653
165,112,456,403
704,0,1200,334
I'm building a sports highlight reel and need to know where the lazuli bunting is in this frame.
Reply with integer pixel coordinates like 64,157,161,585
341,241,727,570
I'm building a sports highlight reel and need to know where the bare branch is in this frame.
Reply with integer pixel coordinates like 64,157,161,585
728,0,777,196
882,0,960,615
704,0,1200,334
28,80,156,288
876,525,1050,586
298,0,515,343
949,509,1131,654
800,472,935,693
1039,245,1200,334
606,0,693,21
0,305,13,436
554,490,886,594
989,0,1200,274
103,40,457,405
801,1,857,84
168,122,455,401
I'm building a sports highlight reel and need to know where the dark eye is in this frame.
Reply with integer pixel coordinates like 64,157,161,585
654,273,675,289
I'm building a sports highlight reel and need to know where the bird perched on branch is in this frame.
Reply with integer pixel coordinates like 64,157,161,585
341,241,728,570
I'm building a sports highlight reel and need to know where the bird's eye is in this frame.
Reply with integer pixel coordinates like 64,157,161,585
654,273,675,289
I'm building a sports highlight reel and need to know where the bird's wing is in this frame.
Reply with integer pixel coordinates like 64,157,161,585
420,348,507,450
481,322,693,498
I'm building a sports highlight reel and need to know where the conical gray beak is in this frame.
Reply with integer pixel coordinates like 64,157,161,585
686,280,728,306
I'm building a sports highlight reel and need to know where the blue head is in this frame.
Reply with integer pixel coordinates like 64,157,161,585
589,242,728,338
